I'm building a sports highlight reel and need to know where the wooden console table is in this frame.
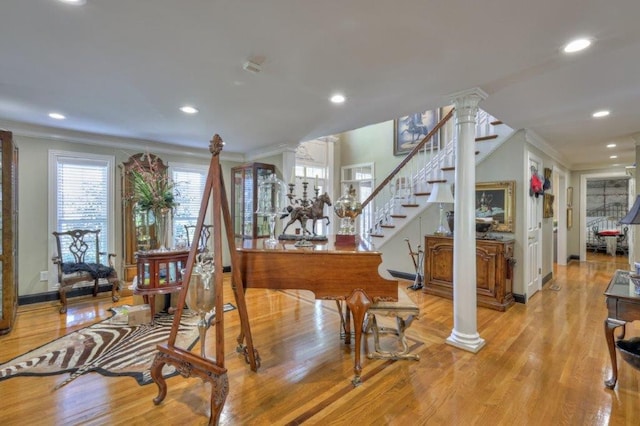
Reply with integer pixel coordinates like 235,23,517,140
604,269,640,389
423,235,515,311
133,249,190,323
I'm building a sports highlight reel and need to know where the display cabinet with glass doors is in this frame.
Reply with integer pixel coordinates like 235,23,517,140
0,130,18,334
231,162,276,239
120,153,167,281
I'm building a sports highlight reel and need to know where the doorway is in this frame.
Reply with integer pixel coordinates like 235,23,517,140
579,172,629,262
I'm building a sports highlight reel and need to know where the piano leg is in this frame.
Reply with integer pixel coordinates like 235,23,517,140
345,289,372,386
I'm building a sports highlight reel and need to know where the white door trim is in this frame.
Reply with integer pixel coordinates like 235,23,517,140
554,166,568,266
579,171,627,261
526,151,543,299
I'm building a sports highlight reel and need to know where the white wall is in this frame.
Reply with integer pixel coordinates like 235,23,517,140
14,133,241,297
336,124,573,299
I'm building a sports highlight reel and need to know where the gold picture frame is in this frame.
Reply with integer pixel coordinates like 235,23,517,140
543,193,555,218
475,181,515,232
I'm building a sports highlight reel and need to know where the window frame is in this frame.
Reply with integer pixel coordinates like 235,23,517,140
48,150,115,290
169,161,211,249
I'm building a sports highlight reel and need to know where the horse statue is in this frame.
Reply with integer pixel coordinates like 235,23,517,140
401,113,429,142
282,192,332,237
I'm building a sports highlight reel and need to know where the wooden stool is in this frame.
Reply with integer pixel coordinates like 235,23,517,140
364,288,420,361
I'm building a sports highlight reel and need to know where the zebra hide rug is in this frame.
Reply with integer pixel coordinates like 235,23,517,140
0,303,235,390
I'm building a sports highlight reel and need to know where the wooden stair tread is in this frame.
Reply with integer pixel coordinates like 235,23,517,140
427,179,447,184
370,234,384,238
390,214,407,218
414,192,430,197
490,120,503,125
476,135,498,142
401,203,419,207
441,166,455,171
380,224,395,229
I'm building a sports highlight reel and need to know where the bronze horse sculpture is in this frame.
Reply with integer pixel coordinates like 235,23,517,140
281,192,332,236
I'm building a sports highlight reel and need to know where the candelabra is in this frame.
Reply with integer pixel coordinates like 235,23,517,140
256,173,288,248
280,176,330,246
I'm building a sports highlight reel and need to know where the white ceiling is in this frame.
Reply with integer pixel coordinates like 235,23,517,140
2,0,640,169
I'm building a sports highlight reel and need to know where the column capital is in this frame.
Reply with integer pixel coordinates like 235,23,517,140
447,88,487,125
446,87,488,107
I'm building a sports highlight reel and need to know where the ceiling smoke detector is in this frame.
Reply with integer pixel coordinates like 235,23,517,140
243,61,262,74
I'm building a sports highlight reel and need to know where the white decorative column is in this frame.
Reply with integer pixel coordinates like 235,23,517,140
282,146,297,187
446,88,487,353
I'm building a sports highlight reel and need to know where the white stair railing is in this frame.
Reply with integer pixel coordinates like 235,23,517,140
360,108,503,240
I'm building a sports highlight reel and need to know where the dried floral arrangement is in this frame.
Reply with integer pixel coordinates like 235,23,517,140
127,153,177,212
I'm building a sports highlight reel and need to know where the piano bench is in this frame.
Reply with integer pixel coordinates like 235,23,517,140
365,288,420,361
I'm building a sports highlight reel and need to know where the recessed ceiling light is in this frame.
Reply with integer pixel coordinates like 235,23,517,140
330,94,346,104
593,110,610,118
563,38,592,53
610,155,618,159
49,112,66,120
58,0,87,5
607,143,617,148
180,106,199,114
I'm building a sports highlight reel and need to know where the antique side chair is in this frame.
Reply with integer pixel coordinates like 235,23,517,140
51,229,120,314
184,224,214,252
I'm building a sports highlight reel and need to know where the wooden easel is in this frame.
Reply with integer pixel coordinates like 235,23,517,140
150,135,258,425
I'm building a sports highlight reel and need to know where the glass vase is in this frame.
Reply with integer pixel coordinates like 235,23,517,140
181,253,216,358
154,207,171,250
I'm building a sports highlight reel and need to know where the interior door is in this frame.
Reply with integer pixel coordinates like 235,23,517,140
526,152,543,298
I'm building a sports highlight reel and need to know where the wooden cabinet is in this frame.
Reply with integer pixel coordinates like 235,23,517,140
133,249,189,323
231,162,275,239
0,130,18,334
423,235,515,311
120,153,168,282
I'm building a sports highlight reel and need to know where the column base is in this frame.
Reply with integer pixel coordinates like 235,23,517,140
445,329,486,353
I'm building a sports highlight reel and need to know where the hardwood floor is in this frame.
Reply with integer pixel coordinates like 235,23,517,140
2,256,640,425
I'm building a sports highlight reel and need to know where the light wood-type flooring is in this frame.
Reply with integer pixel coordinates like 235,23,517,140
1,253,639,425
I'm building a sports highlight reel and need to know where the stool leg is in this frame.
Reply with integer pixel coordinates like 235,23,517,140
366,313,420,361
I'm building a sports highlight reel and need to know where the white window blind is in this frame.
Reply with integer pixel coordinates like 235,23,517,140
171,164,209,247
50,152,114,265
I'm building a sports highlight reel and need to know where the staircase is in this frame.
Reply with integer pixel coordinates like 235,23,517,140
359,108,514,249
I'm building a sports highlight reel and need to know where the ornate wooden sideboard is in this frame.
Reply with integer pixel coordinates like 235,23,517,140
423,235,515,311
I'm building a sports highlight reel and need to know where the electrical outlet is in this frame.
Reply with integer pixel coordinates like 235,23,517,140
40,271,48,281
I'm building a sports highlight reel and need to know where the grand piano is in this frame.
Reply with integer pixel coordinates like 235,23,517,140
236,236,399,385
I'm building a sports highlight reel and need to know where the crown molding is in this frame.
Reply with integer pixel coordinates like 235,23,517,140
0,119,244,162
244,141,299,162
524,129,571,170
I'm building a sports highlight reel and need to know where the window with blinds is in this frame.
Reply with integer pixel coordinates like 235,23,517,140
171,164,209,248
49,151,114,265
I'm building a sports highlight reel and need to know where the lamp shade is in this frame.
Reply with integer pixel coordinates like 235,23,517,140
619,195,640,224
427,183,454,204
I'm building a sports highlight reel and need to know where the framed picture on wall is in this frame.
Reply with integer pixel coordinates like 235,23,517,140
543,193,555,218
393,109,439,156
475,181,515,232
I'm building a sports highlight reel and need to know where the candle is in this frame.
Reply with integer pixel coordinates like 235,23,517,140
290,167,295,185
315,175,318,189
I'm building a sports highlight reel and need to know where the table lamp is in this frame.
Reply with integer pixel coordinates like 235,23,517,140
619,194,640,275
619,195,640,225
427,182,454,235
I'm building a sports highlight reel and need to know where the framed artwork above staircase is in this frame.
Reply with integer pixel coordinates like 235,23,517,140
394,109,439,155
